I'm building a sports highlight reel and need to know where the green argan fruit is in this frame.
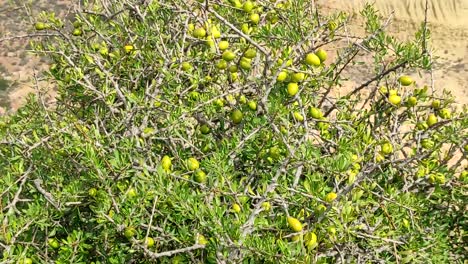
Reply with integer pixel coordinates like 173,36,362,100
216,60,228,70
426,114,438,127
161,155,172,172
250,13,260,24
194,170,207,183
231,109,243,124
305,53,321,66
388,94,401,105
72,28,82,36
381,142,393,155
193,27,206,38
218,40,229,50
406,96,417,107
181,62,192,71
200,124,211,134
277,71,288,82
35,22,46,30
287,83,299,96
187,157,200,171
309,107,323,119
398,75,414,86
315,49,327,62
243,1,254,13
291,72,305,82
124,227,137,239
222,50,236,61
244,48,257,59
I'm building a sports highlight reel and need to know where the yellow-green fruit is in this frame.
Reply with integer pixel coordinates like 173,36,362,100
375,152,385,162
22,258,33,264
291,72,305,82
197,234,208,245
230,72,239,81
421,139,435,149
218,40,229,50
99,47,109,56
287,217,303,232
250,13,260,24
269,146,281,159
124,227,136,239
398,75,414,86
161,155,172,172
305,232,318,249
200,124,211,134
48,238,60,249
205,36,215,47
287,83,299,96
406,96,417,107
379,86,388,95
381,142,393,155
73,21,82,28
210,26,221,38
293,112,304,122
248,100,257,111
239,95,247,104
309,107,323,119
325,192,337,202
239,58,252,70
315,49,327,62
228,65,238,73
438,108,451,119
222,50,236,61
187,157,200,171
145,237,155,247
193,27,206,38
426,114,438,127
124,45,134,53
261,201,271,212
231,109,243,124
244,48,257,59
189,91,200,100
241,23,250,34
215,99,225,107
388,94,401,105
388,89,398,96
127,188,137,198
277,71,288,82
416,121,429,130
88,187,97,197
291,234,302,242
243,0,254,13
194,170,207,183
305,53,321,66
431,100,441,109
72,28,82,36
35,22,46,30
188,23,195,31
233,0,242,8
91,42,101,51
232,203,241,213
181,62,192,71
216,60,228,70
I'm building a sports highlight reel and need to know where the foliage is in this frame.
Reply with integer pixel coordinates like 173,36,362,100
1,0,467,263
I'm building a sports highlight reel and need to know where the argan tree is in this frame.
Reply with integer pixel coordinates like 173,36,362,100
1,0,467,263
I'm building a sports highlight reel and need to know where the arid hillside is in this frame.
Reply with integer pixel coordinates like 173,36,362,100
0,0,467,115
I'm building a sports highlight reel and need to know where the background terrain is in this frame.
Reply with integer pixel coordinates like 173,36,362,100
0,0,467,115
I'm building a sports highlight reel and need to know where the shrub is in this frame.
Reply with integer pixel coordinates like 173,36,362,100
1,1,467,263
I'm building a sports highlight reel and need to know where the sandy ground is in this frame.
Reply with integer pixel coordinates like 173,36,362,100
318,0,468,106
0,0,467,115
